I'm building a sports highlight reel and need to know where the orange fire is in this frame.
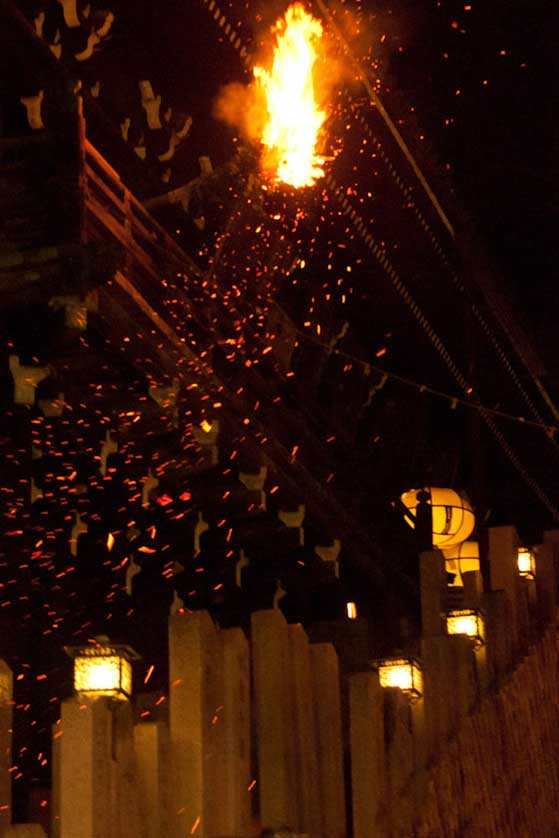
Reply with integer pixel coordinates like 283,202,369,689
253,4,327,188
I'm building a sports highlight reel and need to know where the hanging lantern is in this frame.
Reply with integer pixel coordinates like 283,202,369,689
374,656,423,701
517,548,536,579
400,487,475,548
442,541,480,587
446,608,485,648
65,637,139,700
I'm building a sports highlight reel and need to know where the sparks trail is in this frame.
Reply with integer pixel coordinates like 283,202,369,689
196,0,559,520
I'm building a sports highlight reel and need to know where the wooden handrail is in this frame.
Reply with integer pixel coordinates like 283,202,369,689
84,139,202,279
84,138,122,187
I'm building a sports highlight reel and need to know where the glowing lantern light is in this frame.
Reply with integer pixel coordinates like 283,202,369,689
346,601,358,620
66,637,139,700
517,548,536,579
442,541,480,587
374,657,423,701
400,487,475,549
446,609,485,648
253,3,327,187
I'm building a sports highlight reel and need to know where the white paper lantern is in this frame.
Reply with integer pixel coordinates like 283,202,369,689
401,487,475,548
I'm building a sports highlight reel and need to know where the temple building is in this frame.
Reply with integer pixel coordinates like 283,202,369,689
0,0,558,834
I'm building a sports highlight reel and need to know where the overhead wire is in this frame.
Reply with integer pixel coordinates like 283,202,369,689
316,0,559,441
196,0,559,523
324,174,559,522
270,301,559,437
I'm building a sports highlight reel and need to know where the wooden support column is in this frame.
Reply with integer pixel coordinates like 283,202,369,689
310,644,346,838
251,610,297,831
134,721,171,838
349,671,385,838
168,610,219,838
59,697,113,838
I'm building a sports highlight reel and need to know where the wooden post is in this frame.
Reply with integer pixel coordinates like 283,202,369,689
420,550,447,636
349,672,385,838
168,610,219,838
0,661,12,836
59,697,113,838
310,644,346,838
134,721,171,838
251,610,297,831
287,625,322,837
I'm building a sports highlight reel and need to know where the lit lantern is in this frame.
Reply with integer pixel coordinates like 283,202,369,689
517,548,536,579
375,657,423,701
446,609,485,648
346,602,358,620
66,637,139,700
400,487,475,548
442,541,480,587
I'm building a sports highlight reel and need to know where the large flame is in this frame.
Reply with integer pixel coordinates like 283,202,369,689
253,4,327,188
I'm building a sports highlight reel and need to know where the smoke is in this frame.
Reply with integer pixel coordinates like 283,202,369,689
213,81,266,144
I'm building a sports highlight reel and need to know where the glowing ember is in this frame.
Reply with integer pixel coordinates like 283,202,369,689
254,3,327,187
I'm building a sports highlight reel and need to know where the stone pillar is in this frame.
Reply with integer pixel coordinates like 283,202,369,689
310,644,346,838
462,570,483,608
537,533,559,626
349,671,385,838
420,550,447,636
111,702,145,838
59,697,113,838
488,526,520,650
384,689,414,836
411,695,427,808
251,610,297,831
134,721,171,838
474,643,489,695
0,662,12,836
421,636,453,757
213,628,251,838
168,610,219,838
482,590,510,684
51,724,61,838
448,635,477,723
287,625,322,837
6,828,46,837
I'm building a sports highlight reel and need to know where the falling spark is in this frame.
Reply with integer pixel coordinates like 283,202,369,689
254,3,327,187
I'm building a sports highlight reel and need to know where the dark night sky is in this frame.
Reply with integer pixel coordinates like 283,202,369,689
72,0,559,523
117,0,556,346
1,1,556,814
375,0,556,338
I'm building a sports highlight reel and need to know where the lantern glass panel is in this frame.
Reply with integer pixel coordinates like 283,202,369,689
446,609,484,646
74,654,131,698
377,658,423,698
517,549,535,578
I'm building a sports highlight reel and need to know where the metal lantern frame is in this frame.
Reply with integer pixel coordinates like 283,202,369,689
65,641,140,700
446,608,485,648
374,656,423,702
517,548,536,580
